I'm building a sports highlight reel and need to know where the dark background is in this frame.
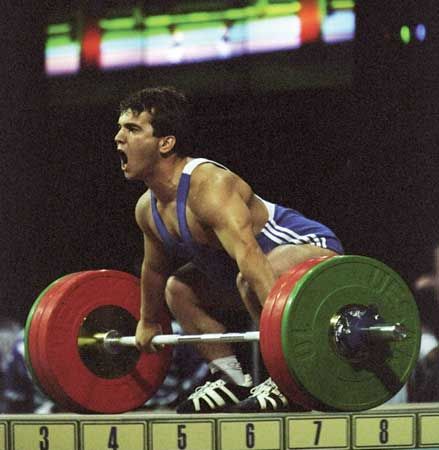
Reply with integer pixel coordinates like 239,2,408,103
2,1,439,324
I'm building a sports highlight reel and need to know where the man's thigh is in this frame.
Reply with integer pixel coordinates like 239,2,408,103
172,262,248,327
172,263,254,373
267,244,339,277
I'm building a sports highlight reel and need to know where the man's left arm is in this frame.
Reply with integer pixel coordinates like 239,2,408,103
191,174,276,305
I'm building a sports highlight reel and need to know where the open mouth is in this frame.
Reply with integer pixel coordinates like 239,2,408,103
117,150,128,170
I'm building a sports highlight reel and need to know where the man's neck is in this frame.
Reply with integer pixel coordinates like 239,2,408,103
146,156,191,204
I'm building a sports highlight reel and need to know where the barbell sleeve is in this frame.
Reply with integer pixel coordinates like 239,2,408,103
360,323,407,342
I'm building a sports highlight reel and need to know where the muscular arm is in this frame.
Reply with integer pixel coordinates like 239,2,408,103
138,233,169,322
190,170,276,305
135,193,172,349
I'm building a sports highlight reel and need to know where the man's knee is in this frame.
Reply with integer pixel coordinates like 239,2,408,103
165,276,194,313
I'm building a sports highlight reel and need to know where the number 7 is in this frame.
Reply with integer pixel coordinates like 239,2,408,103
313,420,322,445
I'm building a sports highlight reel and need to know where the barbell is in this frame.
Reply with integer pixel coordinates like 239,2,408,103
78,324,406,353
24,255,421,413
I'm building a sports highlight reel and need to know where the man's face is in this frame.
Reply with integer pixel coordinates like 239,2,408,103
114,109,161,180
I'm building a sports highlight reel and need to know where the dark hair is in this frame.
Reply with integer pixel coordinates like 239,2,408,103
119,86,192,156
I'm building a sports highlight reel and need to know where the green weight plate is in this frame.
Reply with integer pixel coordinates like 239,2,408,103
260,257,330,410
281,255,421,411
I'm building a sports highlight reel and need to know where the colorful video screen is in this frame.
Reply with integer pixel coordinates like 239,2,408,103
45,0,355,76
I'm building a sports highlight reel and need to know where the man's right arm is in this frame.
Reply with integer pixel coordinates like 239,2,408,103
134,193,172,352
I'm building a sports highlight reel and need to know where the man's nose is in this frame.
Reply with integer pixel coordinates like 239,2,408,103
114,128,125,144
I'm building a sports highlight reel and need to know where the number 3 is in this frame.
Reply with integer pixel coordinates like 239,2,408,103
39,426,49,450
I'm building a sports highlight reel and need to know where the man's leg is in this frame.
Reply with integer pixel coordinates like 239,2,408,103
234,244,339,412
165,275,234,362
237,244,338,323
165,263,253,413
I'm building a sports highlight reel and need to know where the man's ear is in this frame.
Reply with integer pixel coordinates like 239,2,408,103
159,136,176,157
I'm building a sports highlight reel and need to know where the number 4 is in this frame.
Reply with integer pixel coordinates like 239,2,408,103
108,426,119,450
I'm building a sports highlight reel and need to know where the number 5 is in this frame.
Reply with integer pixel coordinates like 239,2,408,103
178,424,187,449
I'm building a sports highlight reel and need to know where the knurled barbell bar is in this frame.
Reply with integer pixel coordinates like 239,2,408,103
78,330,261,352
24,255,421,413
78,323,407,353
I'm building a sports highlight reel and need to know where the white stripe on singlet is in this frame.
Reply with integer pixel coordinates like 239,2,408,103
258,197,327,248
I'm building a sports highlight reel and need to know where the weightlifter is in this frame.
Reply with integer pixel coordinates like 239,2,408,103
114,86,344,413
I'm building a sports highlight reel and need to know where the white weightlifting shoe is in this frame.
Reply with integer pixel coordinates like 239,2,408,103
176,372,253,413
230,377,303,412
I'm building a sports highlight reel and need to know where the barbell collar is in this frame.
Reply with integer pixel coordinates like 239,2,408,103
331,304,409,361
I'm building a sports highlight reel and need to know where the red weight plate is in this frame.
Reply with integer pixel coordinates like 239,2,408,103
38,270,172,413
27,273,84,411
32,272,118,412
30,274,88,412
260,257,332,410
25,276,65,396
38,274,108,412
260,263,318,409
27,274,79,409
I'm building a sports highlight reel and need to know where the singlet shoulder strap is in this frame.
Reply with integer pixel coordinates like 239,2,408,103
150,190,179,246
182,158,228,175
177,158,228,242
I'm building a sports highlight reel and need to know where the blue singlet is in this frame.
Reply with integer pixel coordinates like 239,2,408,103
150,158,344,289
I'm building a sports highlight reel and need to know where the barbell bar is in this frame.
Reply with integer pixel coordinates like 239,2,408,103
78,330,261,353
24,255,421,413
78,322,407,355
